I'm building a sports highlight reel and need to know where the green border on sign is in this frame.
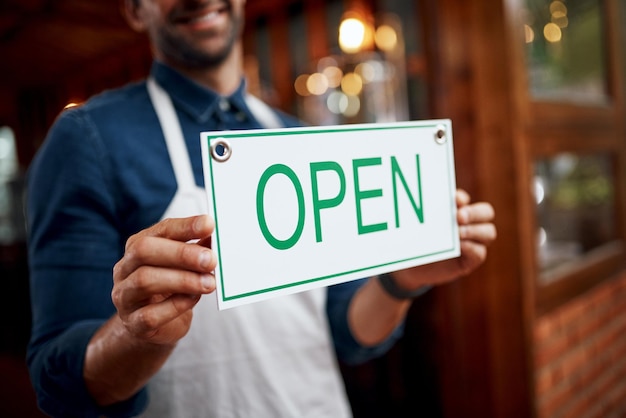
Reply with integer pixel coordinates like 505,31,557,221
205,122,457,302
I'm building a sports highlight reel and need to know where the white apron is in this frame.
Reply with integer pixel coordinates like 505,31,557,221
140,79,352,418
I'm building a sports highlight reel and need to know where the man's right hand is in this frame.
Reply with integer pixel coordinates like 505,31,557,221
84,215,216,406
112,215,217,345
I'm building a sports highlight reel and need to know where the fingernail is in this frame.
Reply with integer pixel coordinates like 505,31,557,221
193,216,206,233
201,274,215,290
459,225,468,239
199,250,212,268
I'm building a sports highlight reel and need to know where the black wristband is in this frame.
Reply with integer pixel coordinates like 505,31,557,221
377,273,432,300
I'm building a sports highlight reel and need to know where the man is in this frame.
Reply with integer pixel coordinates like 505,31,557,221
26,0,496,416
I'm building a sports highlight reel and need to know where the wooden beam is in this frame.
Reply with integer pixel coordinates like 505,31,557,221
268,10,293,111
304,0,328,61
419,0,535,416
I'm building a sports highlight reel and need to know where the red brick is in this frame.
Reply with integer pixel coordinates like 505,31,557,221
570,302,615,345
535,333,571,369
569,349,609,393
560,393,591,418
605,377,626,413
535,317,560,341
586,360,623,411
557,299,588,330
589,326,620,357
559,347,589,379
537,380,572,418
536,368,554,398
534,274,626,418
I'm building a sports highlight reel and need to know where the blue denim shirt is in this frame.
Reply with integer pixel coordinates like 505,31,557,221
26,61,402,418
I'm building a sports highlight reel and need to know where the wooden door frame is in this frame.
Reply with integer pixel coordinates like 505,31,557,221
419,0,626,416
419,0,534,416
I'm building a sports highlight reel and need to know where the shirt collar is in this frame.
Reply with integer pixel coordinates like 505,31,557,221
150,61,248,124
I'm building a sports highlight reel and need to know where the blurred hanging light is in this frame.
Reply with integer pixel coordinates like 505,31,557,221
318,56,338,71
537,227,548,247
339,17,366,53
374,24,397,51
306,73,329,95
550,1,568,28
543,22,562,43
340,72,363,96
343,95,361,117
63,102,80,110
322,66,343,88
534,176,545,204
549,1,567,16
327,91,349,114
524,24,535,43
551,14,568,28
294,74,311,96
355,62,375,83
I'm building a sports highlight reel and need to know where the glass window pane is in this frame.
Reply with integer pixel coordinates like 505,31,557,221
534,153,617,281
0,126,26,245
524,0,608,104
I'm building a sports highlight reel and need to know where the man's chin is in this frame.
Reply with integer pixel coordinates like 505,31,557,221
158,34,236,69
175,48,232,69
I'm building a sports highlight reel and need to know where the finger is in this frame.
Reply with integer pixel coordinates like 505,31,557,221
127,215,214,249
455,189,471,207
458,240,488,275
112,267,215,311
457,202,495,225
125,294,201,339
114,237,215,283
459,223,497,244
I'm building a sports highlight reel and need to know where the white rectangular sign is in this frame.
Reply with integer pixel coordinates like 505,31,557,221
201,120,459,310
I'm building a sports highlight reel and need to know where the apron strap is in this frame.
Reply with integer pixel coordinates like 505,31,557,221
244,93,284,129
147,77,197,192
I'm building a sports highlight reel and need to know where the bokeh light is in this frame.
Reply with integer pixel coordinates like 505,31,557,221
375,24,397,51
339,18,366,53
306,73,329,95
543,22,562,43
340,72,363,96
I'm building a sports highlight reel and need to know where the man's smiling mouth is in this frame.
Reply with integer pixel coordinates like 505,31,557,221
173,2,230,26
189,11,221,23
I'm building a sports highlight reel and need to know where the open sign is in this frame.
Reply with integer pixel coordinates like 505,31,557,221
201,120,459,310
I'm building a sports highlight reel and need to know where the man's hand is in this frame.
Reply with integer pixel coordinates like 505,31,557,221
349,189,496,346
111,215,217,346
390,189,496,290
85,215,217,405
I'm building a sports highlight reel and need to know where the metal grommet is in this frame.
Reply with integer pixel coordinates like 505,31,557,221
434,124,447,144
210,138,232,162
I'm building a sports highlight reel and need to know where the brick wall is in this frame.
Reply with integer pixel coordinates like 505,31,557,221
534,273,626,418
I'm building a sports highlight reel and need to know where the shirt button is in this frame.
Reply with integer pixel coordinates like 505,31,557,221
218,98,231,112
235,112,247,122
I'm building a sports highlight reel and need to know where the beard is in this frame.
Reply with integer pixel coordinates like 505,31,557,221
154,4,244,69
